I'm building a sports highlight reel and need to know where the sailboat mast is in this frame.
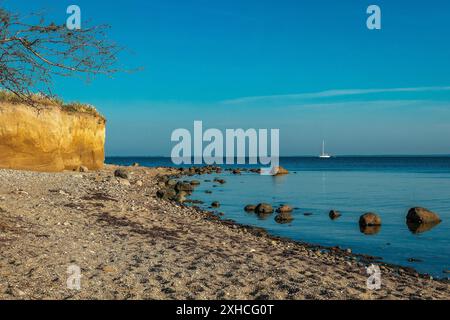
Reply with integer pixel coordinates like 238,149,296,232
319,140,332,158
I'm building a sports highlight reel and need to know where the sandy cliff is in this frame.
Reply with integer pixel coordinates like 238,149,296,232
0,102,105,172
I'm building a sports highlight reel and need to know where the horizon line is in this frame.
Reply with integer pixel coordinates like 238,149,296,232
105,154,450,158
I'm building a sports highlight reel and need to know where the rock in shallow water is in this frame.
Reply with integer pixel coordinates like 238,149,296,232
213,178,226,184
276,205,293,213
211,201,220,208
244,205,256,212
175,192,187,203
255,203,274,214
407,257,423,263
406,207,441,224
175,181,194,192
329,210,341,220
274,166,289,176
275,211,294,224
359,212,381,226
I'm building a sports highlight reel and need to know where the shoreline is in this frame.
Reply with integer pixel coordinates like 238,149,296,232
0,165,448,299
168,166,448,283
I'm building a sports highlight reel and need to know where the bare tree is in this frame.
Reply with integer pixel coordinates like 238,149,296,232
0,6,120,103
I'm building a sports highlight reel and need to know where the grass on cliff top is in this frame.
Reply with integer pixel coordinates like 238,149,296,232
0,90,104,119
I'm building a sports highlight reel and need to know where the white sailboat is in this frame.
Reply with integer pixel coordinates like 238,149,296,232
319,140,331,159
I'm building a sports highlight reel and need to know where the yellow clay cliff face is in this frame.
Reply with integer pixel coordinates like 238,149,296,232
0,102,105,172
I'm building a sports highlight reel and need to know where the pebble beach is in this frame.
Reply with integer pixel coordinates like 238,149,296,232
0,165,448,300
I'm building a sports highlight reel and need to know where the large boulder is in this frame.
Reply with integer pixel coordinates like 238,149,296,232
255,203,274,214
406,207,441,224
359,212,381,226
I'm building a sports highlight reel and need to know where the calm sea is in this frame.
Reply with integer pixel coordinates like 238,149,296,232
106,156,450,277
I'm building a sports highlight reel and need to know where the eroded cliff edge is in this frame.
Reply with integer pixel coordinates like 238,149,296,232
0,102,105,172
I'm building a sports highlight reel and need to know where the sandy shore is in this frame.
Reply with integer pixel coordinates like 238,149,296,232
0,165,448,300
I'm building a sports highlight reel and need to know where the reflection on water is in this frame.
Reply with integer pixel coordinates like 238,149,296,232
255,212,272,221
272,174,288,185
407,221,441,234
360,225,381,235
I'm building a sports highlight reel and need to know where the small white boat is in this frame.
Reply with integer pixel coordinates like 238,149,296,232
319,140,331,159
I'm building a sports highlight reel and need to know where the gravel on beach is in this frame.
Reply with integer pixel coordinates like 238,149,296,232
0,165,448,300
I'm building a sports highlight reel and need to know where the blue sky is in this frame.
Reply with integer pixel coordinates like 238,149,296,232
4,0,450,155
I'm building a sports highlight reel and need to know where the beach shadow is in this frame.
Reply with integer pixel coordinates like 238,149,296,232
407,221,441,234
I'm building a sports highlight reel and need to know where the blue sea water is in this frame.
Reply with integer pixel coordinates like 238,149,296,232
106,156,450,277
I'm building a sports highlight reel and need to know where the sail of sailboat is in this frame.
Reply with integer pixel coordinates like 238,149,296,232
319,140,331,158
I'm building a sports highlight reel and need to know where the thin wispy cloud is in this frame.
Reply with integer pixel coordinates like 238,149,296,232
221,86,450,105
